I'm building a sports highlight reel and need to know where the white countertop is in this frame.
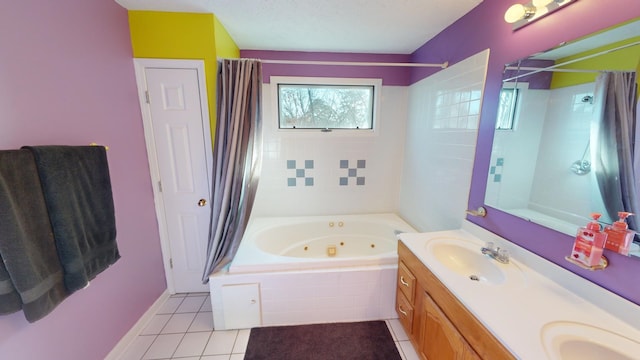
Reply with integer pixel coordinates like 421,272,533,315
398,220,640,360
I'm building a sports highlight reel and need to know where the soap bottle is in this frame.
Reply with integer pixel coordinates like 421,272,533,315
604,212,635,256
570,213,607,267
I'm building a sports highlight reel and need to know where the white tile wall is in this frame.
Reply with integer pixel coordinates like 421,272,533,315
529,82,605,221
485,83,548,209
252,84,408,217
209,266,397,330
487,81,607,225
399,49,490,232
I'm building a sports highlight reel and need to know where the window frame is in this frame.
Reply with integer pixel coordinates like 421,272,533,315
271,76,382,134
497,82,527,131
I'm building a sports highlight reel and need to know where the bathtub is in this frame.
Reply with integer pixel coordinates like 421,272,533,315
229,213,415,274
209,213,416,330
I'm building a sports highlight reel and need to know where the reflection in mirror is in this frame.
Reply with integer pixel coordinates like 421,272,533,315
485,18,640,258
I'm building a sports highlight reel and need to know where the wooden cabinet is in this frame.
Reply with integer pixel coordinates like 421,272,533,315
396,261,416,335
421,293,480,360
396,241,514,360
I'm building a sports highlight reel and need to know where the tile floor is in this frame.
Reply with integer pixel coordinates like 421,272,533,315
118,292,420,360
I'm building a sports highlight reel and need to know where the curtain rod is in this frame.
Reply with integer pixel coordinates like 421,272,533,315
505,66,603,73
502,40,640,82
219,57,449,69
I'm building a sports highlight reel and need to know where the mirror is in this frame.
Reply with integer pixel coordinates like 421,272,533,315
485,18,640,257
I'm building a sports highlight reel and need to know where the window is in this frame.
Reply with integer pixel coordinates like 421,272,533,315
275,78,379,130
496,88,519,130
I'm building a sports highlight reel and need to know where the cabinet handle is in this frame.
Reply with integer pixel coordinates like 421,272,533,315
400,276,410,287
398,305,408,316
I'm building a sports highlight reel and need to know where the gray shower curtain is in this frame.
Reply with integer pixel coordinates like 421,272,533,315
202,59,262,283
591,71,638,232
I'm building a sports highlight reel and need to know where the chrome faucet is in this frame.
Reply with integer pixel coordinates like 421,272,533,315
481,242,510,264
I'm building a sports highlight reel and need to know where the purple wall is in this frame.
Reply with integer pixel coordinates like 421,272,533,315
0,1,166,359
410,1,640,305
241,50,412,85
502,59,555,89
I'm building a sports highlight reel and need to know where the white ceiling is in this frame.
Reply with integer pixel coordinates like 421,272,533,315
115,0,483,54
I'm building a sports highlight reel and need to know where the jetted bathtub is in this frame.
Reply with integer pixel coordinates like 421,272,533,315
229,213,415,274
209,213,416,330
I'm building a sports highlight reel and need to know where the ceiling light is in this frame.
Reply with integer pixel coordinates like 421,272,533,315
532,0,554,7
504,4,536,24
505,0,578,30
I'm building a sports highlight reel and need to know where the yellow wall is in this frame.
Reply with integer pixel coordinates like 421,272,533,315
550,36,640,89
214,16,240,59
128,11,239,139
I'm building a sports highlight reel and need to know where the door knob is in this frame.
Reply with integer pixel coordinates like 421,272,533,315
198,198,207,207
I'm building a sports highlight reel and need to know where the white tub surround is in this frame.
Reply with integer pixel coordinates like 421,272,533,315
210,213,416,330
399,221,640,359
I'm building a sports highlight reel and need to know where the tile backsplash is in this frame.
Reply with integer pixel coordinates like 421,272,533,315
286,159,314,187
252,84,407,216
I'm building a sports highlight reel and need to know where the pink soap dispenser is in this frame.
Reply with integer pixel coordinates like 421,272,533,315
604,212,635,256
570,213,607,267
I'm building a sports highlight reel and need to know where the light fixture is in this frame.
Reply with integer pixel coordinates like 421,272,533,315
504,0,578,30
504,4,536,23
532,0,554,6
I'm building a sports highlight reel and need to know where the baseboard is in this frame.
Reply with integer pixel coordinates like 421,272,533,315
104,290,170,360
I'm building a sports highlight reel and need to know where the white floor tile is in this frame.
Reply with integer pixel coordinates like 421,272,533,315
176,295,207,313
188,311,214,332
230,354,245,360
119,335,156,360
396,342,407,360
399,340,420,360
387,318,409,341
200,296,213,312
203,330,239,355
143,333,184,360
161,312,197,334
141,314,172,335
172,331,212,358
201,355,231,360
232,329,250,354
157,297,184,314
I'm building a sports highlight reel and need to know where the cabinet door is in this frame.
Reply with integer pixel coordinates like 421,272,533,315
420,293,480,360
396,291,414,334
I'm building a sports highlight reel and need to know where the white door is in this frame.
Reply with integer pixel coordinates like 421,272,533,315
134,59,212,293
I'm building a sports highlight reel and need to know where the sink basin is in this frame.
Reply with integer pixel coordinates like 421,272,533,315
542,321,640,360
426,237,523,285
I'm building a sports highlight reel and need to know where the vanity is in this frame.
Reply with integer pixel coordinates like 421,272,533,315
395,221,640,359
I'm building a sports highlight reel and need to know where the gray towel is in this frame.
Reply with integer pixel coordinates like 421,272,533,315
0,259,22,316
23,145,120,293
0,150,68,322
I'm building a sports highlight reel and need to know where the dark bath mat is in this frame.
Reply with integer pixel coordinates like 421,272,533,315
244,320,402,360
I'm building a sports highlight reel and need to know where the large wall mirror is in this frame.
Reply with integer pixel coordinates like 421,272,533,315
485,17,640,258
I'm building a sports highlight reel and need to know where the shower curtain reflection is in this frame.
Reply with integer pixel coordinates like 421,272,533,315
591,71,639,238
